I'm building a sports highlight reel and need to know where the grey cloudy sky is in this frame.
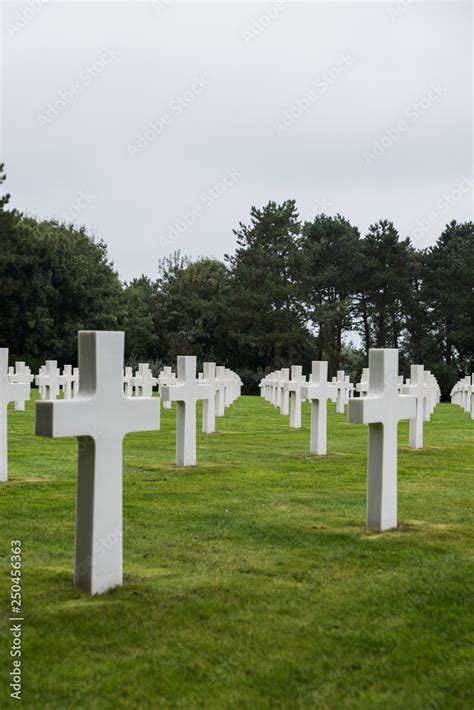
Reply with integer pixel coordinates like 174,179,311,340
2,1,472,282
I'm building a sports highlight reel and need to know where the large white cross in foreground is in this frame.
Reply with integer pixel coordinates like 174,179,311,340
0,350,30,482
348,349,416,531
160,356,211,466
301,361,334,455
36,331,160,595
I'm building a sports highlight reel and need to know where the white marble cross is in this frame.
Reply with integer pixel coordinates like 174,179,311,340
160,356,211,466
273,370,282,408
36,331,160,595
286,365,306,429
0,350,30,482
132,363,157,397
403,365,426,449
301,361,334,455
72,367,79,398
344,375,354,404
157,366,175,409
356,368,369,397
10,362,33,411
334,370,347,414
36,360,61,400
423,371,435,420
36,365,45,399
123,366,133,397
348,349,416,531
215,366,227,416
279,368,290,415
201,362,223,433
60,364,75,400
469,375,474,419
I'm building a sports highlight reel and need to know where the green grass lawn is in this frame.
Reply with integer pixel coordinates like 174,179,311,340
1,393,473,709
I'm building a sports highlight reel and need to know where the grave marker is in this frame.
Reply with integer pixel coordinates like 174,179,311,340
160,356,211,466
0,350,30,481
348,349,416,531
36,331,160,595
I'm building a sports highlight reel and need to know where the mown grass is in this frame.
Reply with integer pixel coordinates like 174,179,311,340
0,393,473,709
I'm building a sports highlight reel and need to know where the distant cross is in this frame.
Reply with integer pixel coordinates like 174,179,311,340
423,371,436,420
348,349,416,531
301,361,334,455
279,368,290,415
10,362,33,411
215,366,227,416
201,362,223,433
224,368,237,408
123,366,133,397
273,370,282,409
356,368,369,397
403,365,427,449
36,365,45,399
60,364,75,400
0,350,30,481
132,363,157,397
334,370,347,414
36,360,61,400
36,331,160,595
158,366,175,409
471,375,474,420
286,365,306,429
344,375,354,404
72,367,79,397
160,356,211,466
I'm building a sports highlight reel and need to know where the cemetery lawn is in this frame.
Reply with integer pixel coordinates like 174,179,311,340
1,394,473,710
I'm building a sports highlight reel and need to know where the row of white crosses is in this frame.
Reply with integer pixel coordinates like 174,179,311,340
8,360,80,406
260,367,355,428
260,353,442,531
35,361,79,400
450,375,474,418
33,331,242,595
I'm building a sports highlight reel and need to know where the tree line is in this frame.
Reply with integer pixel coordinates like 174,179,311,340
1,164,472,399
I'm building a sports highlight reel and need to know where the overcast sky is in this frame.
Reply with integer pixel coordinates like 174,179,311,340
2,1,472,282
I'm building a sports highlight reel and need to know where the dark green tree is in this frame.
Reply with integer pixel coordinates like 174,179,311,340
225,200,312,370
156,252,230,364
424,220,474,373
298,213,360,374
0,213,122,367
122,276,162,362
355,220,415,352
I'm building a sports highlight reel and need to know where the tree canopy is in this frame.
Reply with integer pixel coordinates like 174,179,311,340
1,164,472,398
